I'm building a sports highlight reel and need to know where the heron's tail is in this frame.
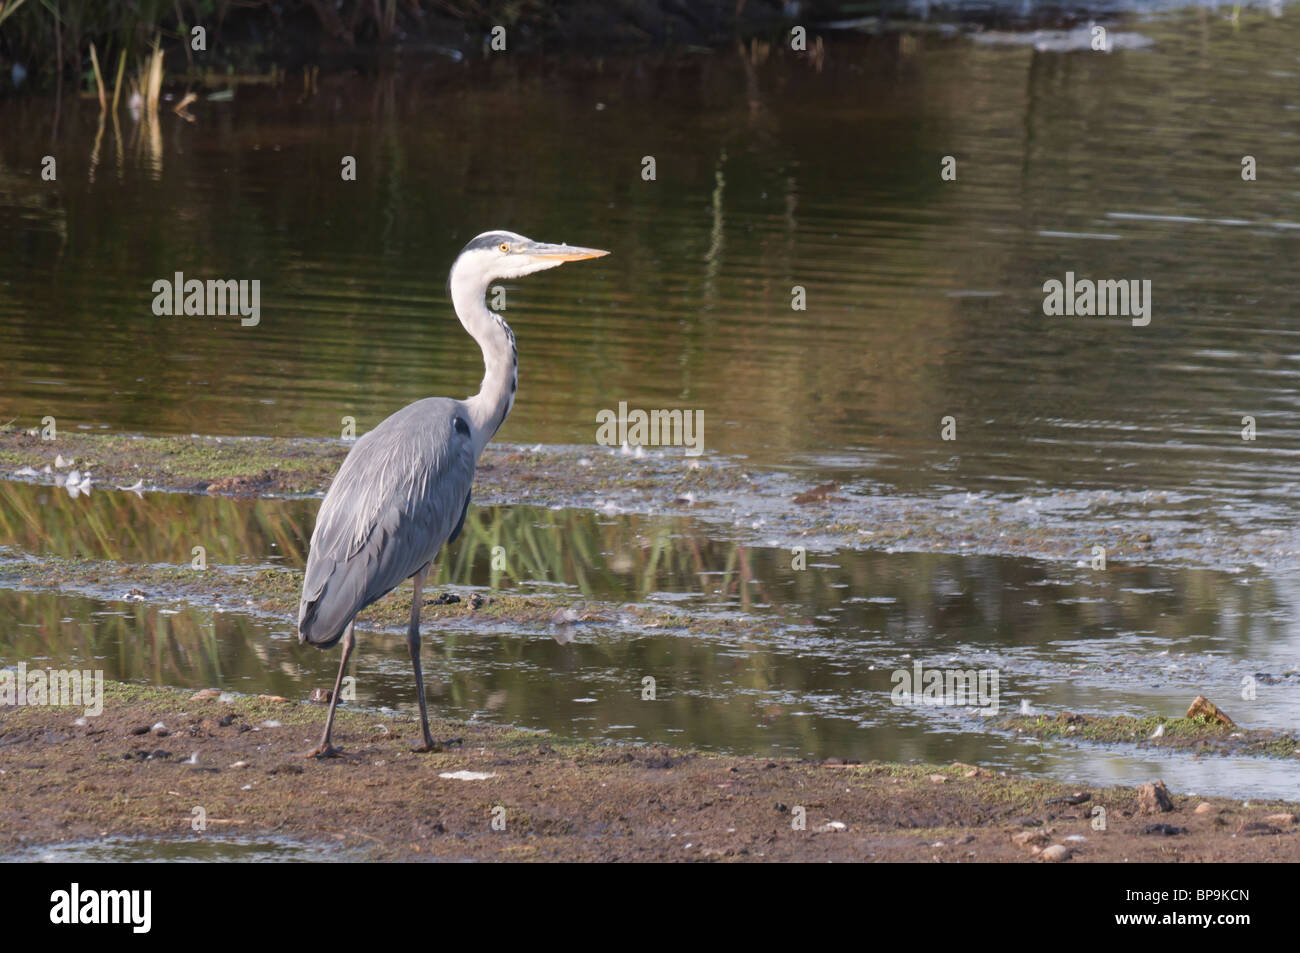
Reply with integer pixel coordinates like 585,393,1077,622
297,596,349,649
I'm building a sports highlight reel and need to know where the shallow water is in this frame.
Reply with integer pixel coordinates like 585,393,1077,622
0,834,356,862
3,9,1300,804
3,483,1298,798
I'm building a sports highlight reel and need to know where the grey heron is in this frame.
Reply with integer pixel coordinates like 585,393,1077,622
297,230,609,757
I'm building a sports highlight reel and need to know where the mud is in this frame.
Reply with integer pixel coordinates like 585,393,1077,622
3,430,1293,572
1,683,1296,862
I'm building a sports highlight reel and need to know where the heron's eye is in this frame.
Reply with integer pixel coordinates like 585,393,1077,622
498,242,510,253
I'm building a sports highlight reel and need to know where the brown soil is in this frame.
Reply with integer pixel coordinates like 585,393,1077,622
2,684,1296,862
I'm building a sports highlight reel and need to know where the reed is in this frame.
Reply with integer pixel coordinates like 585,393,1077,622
125,35,164,114
87,40,105,109
0,0,506,87
0,0,29,29
109,47,125,112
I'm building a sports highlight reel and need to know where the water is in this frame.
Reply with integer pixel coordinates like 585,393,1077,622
3,9,1300,803
1,834,356,862
0,11,1297,496
2,480,1298,798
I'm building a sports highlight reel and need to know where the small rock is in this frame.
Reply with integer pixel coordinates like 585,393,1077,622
1136,780,1175,814
308,688,332,704
1265,813,1296,826
1039,845,1071,862
130,725,150,736
257,694,289,704
1012,830,1050,847
927,773,947,783
469,593,486,609
1194,802,1214,814
818,821,847,833
229,761,249,769
150,722,169,737
189,688,221,701
1185,695,1235,728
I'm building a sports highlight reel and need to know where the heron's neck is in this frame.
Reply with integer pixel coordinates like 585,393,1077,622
450,269,517,458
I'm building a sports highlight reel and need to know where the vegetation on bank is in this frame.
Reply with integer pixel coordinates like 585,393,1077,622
1002,711,1300,761
0,0,803,92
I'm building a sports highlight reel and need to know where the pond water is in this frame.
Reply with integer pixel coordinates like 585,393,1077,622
2,7,1300,802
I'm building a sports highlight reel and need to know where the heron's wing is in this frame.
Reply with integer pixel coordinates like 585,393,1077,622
298,398,475,645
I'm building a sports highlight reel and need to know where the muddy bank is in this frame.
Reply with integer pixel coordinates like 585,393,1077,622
1003,711,1300,760
2,430,1295,572
1,683,1296,862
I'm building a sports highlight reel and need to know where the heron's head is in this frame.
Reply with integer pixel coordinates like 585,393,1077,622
452,230,609,284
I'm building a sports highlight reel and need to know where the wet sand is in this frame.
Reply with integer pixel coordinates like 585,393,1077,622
1,684,1296,862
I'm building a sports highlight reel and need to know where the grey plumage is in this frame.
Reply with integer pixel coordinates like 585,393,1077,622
296,229,609,757
298,398,474,649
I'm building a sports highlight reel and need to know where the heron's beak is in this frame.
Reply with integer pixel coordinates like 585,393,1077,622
526,242,611,262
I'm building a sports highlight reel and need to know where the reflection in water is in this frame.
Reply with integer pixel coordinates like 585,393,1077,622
0,480,315,567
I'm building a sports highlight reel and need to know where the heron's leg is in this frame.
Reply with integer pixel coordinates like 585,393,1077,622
305,621,355,758
407,564,439,752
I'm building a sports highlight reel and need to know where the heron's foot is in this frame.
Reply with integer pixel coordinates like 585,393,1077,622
411,735,463,754
304,743,343,759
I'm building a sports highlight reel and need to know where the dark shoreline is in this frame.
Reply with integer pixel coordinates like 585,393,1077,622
0,0,1161,95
